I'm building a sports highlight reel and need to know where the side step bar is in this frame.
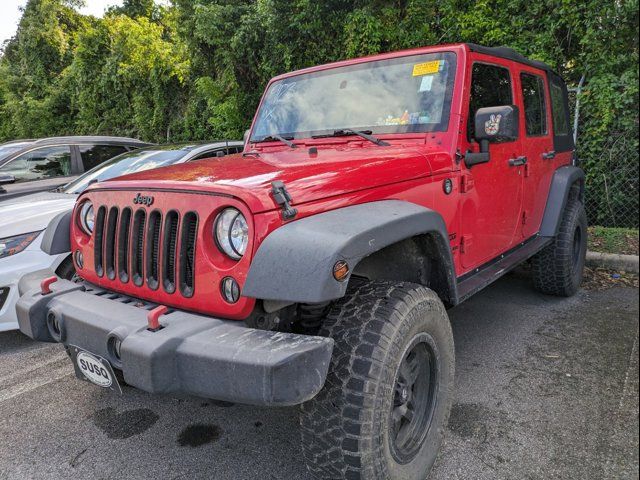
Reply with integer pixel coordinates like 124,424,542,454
457,236,552,303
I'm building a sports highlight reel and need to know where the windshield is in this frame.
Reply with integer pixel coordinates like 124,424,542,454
0,142,32,161
61,148,187,194
251,52,456,141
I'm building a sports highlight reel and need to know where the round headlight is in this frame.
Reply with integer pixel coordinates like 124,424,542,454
79,202,95,234
214,208,249,260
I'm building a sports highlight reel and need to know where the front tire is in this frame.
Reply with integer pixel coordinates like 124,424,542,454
531,198,587,296
300,281,454,480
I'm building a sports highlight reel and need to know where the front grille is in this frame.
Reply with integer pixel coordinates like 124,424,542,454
146,211,162,290
162,211,179,293
179,212,198,298
94,207,198,297
105,207,119,280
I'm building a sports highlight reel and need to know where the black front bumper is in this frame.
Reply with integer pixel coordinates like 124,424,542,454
16,270,334,406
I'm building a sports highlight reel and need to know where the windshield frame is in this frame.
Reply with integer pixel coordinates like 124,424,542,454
249,50,458,142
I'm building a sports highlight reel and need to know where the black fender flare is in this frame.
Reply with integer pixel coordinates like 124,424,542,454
539,166,585,237
243,200,458,304
41,210,72,255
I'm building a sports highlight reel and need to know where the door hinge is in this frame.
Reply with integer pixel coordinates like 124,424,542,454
271,180,298,220
522,210,528,225
524,163,530,177
460,235,472,254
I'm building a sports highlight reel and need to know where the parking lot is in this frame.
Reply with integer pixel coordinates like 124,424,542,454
1,271,638,480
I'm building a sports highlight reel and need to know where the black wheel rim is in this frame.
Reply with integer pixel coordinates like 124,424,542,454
388,332,439,464
572,225,583,271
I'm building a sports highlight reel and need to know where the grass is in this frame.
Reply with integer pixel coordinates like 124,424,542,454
588,226,639,256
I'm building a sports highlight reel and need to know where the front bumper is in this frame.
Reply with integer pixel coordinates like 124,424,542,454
16,271,334,406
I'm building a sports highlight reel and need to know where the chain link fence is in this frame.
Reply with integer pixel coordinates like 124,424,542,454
581,133,639,229
568,84,639,230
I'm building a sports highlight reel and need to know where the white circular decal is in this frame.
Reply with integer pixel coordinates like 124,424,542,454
76,352,112,388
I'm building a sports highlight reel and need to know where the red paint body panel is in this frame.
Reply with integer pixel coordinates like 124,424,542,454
71,44,572,320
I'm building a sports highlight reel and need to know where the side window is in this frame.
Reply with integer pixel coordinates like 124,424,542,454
79,144,128,170
468,63,513,140
0,145,72,183
550,81,569,136
191,149,226,161
520,73,548,136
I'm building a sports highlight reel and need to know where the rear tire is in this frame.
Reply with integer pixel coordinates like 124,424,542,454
300,281,454,480
531,198,587,296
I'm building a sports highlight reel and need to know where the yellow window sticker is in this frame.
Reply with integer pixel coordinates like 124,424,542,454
412,60,441,76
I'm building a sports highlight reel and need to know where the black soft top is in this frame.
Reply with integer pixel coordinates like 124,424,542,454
466,43,557,76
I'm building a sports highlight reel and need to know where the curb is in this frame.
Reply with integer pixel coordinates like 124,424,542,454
586,251,639,274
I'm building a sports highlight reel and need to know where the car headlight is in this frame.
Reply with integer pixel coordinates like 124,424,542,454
79,201,95,234
214,208,249,260
0,231,41,259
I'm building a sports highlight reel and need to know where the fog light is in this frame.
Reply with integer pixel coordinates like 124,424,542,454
221,277,241,303
107,336,123,364
74,250,84,269
112,338,122,360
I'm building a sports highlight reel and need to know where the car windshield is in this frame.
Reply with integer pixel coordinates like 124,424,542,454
0,142,32,161
61,147,188,194
251,52,457,141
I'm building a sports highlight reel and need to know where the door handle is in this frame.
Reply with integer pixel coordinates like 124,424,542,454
509,156,527,167
542,150,556,160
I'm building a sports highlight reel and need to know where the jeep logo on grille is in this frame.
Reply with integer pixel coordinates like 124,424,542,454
133,193,154,206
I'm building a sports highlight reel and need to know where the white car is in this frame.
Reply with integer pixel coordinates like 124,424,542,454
0,141,243,331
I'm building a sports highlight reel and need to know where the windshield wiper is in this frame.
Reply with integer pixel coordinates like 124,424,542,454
312,129,389,146
254,134,297,149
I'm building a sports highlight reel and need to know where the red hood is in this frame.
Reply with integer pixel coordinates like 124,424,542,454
94,144,451,213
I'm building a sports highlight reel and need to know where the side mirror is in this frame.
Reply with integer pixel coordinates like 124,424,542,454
243,129,250,144
465,105,519,168
0,174,16,185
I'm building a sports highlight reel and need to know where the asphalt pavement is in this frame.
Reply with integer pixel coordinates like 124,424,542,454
0,271,638,480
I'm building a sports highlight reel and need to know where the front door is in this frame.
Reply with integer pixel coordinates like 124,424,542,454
459,59,524,270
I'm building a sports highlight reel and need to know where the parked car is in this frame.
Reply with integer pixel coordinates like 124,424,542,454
0,136,151,202
17,44,584,480
0,141,243,332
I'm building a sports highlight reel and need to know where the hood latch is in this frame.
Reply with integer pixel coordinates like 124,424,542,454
271,181,298,220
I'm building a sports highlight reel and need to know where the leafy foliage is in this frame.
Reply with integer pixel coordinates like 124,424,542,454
0,0,638,225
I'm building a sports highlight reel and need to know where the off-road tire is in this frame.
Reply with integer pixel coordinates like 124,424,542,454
300,281,455,480
531,198,587,296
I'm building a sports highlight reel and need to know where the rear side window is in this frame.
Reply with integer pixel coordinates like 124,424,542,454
520,73,547,136
79,144,129,170
547,74,574,152
550,82,569,136
468,63,513,140
0,145,72,183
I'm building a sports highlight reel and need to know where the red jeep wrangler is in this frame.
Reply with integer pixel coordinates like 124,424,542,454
18,43,586,480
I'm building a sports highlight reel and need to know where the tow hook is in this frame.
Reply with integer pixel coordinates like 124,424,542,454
147,305,168,332
40,276,58,295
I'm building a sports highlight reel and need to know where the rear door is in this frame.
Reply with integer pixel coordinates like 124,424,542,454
516,67,555,238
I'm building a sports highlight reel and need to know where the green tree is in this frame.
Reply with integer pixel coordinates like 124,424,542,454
0,0,637,225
